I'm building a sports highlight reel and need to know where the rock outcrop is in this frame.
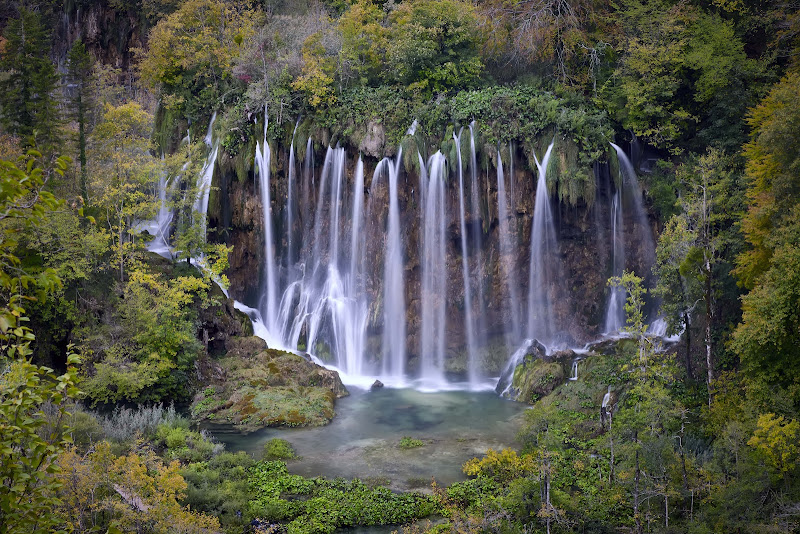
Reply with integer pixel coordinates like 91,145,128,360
192,337,348,432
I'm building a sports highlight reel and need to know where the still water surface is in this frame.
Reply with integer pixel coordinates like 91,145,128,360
211,387,526,491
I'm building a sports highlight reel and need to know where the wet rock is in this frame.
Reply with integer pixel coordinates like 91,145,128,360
359,121,386,158
497,339,566,403
371,379,384,390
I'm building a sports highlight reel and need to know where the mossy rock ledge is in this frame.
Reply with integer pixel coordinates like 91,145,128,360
192,336,349,432
498,340,578,404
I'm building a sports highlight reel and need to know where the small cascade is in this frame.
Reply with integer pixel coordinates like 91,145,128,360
496,150,522,343
496,339,534,396
454,130,479,386
569,358,580,381
193,112,219,238
527,140,558,345
381,152,407,381
419,152,448,388
604,188,626,333
602,386,611,408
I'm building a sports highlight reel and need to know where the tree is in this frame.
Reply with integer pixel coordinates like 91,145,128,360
736,72,800,289
609,1,754,152
138,0,254,117
748,413,800,486
88,102,161,281
66,39,96,201
732,73,800,406
609,271,683,533
0,9,60,153
338,0,387,87
0,154,81,534
386,0,484,93
653,149,744,401
292,31,338,108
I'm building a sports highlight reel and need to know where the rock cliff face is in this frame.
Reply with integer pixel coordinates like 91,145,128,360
206,132,655,374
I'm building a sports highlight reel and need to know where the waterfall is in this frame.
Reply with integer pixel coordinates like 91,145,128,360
454,130,479,386
255,109,280,344
604,188,625,333
527,140,558,345
146,166,174,257
569,358,580,381
381,153,407,381
286,122,299,270
468,124,487,382
609,143,656,277
419,152,448,388
193,112,219,238
496,150,522,343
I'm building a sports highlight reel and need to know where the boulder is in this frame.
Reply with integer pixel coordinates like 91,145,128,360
191,346,349,432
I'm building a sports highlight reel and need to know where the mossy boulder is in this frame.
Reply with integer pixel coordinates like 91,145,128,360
191,344,348,432
509,358,565,404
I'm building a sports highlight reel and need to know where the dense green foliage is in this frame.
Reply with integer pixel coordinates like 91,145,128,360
248,460,438,533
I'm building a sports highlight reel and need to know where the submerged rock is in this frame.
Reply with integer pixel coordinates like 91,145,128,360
192,341,348,432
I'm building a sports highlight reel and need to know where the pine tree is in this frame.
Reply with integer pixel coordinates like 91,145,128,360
66,39,95,200
0,8,60,152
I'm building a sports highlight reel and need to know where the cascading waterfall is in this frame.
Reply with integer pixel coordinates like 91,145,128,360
255,110,281,347
496,150,522,343
226,112,666,392
527,141,558,345
419,152,448,388
193,112,219,238
454,130,480,386
604,188,626,333
610,143,656,274
468,124,487,378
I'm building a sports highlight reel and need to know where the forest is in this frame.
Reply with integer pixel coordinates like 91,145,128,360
0,0,799,532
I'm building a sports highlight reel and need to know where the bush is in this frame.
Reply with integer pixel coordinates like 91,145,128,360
399,437,425,449
97,403,184,442
155,423,222,463
263,438,297,460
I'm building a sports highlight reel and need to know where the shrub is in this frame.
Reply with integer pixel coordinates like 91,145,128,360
263,438,297,460
399,437,425,449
